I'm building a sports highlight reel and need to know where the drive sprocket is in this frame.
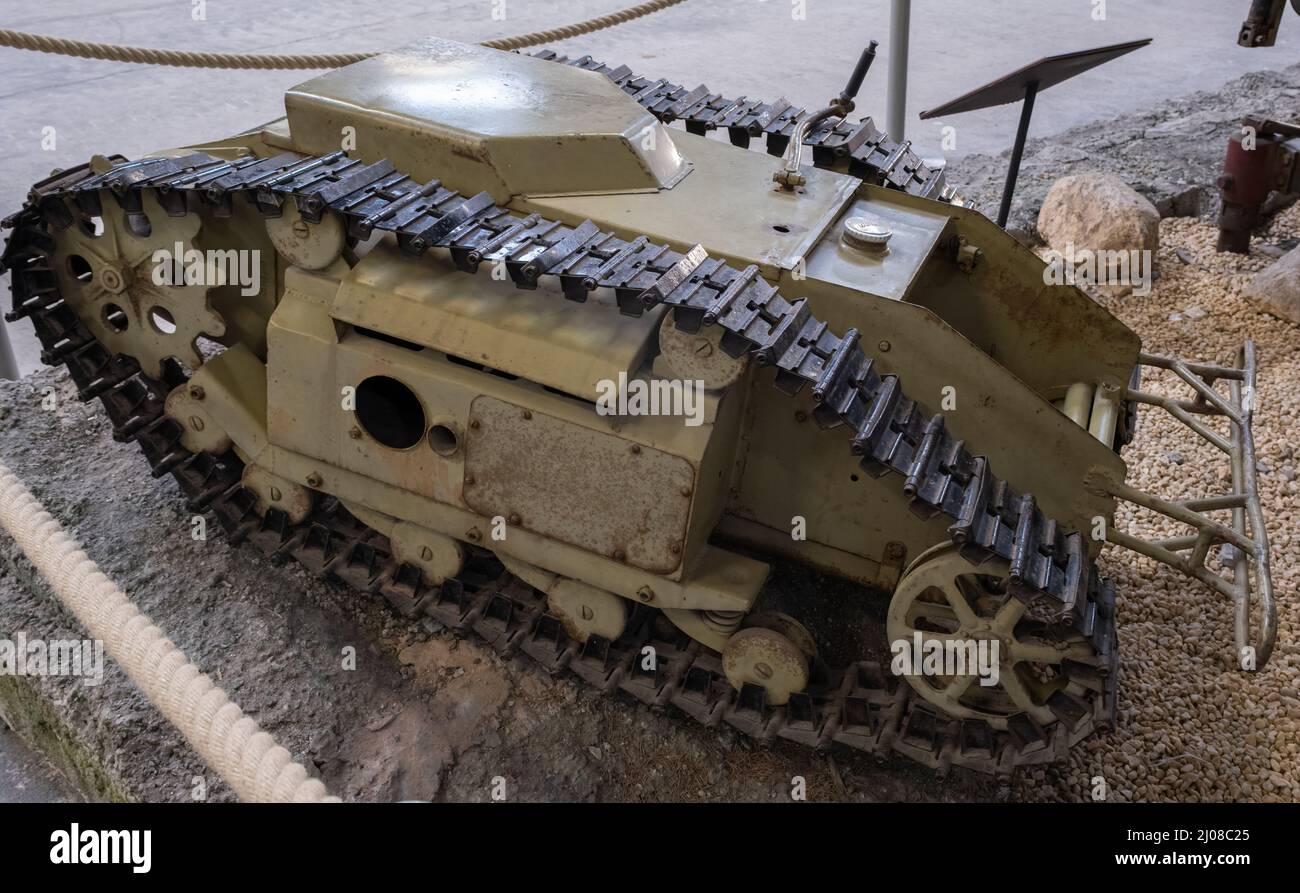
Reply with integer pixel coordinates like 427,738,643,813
49,180,224,377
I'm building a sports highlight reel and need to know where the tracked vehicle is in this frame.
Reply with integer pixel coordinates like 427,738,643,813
1,38,1276,777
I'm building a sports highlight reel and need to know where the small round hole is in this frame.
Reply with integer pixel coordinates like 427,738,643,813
67,254,92,282
355,375,426,450
850,474,860,482
149,306,177,334
103,302,129,333
427,423,460,457
772,224,791,234
79,215,104,238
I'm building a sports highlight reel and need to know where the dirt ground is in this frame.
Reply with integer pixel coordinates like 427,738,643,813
1,61,1298,804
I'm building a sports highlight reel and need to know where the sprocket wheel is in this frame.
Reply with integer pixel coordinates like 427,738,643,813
50,186,224,377
886,543,1100,731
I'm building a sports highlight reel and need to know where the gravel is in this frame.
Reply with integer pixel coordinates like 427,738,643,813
1015,205,1300,803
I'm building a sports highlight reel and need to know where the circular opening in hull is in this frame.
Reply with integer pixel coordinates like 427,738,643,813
356,375,426,450
427,423,459,457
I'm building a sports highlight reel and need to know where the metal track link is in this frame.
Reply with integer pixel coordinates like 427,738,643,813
2,149,1118,777
526,49,967,205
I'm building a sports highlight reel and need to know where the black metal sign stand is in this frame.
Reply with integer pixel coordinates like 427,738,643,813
920,38,1152,229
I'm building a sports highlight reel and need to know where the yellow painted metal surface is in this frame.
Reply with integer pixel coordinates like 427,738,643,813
284,37,687,202
334,241,662,401
525,131,858,278
464,395,694,574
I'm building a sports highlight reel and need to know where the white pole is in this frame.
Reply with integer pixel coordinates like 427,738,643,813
0,320,17,380
887,0,911,139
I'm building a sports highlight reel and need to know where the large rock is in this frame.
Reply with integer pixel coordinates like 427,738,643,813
1038,171,1161,253
1037,172,1161,297
1243,246,1300,325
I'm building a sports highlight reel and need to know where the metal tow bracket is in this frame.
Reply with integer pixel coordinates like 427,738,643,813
1100,342,1276,669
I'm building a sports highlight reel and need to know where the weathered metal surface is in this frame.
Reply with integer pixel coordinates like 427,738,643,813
463,395,695,575
333,241,662,402
531,49,962,205
242,464,314,524
285,37,687,203
1217,118,1300,252
655,311,747,389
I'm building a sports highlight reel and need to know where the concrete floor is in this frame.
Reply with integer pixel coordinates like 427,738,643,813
1,0,1296,374
0,723,72,802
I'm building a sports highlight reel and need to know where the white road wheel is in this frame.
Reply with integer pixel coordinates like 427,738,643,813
721,626,809,706
886,543,1098,730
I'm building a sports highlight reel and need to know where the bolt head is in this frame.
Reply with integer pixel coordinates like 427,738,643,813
98,267,129,294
